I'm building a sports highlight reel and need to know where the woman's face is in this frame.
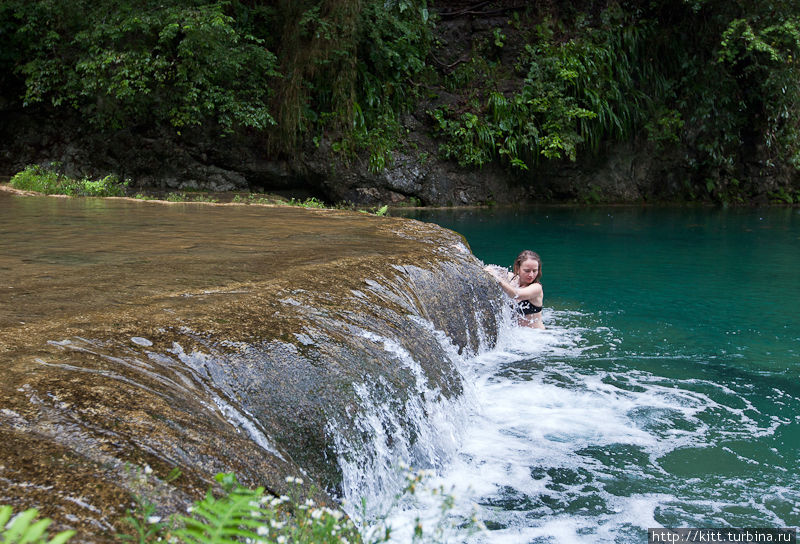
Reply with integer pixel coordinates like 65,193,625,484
518,258,540,286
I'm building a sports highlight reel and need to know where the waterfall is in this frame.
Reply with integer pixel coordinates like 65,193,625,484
1,194,506,540
328,319,480,522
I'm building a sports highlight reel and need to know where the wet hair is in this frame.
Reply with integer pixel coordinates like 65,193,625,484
512,250,542,284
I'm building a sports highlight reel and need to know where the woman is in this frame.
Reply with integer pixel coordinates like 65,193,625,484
485,250,545,329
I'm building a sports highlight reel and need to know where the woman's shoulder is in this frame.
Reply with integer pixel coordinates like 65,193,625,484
519,282,542,297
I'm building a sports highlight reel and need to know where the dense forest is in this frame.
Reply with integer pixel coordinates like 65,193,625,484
1,0,799,204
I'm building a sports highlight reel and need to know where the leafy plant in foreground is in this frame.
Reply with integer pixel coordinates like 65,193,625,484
5,465,479,544
173,473,366,544
118,465,180,544
0,505,75,544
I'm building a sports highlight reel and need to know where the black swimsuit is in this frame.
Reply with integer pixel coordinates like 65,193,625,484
516,300,543,315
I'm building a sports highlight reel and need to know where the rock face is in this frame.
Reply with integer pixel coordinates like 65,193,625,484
0,191,502,540
3,105,795,206
0,111,663,206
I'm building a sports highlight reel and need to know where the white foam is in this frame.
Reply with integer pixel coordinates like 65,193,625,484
361,305,799,542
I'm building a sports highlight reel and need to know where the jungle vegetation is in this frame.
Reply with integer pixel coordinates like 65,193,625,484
1,0,799,200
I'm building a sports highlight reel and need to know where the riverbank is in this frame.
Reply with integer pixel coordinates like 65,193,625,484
3,181,798,212
0,182,397,213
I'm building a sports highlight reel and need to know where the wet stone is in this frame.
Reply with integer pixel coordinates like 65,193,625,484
0,192,501,540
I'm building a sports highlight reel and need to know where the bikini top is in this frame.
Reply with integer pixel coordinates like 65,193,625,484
517,299,543,315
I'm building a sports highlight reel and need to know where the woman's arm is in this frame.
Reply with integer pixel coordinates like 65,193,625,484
484,266,541,300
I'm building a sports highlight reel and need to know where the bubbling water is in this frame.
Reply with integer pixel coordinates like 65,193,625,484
327,318,481,524
335,304,800,543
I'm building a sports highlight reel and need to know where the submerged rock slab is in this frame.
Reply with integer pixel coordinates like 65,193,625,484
0,192,501,540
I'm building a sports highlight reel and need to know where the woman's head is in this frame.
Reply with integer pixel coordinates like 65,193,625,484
513,250,542,285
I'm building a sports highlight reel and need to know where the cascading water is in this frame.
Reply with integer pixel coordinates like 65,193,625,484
6,192,797,543
378,206,800,543
327,318,484,523
1,190,506,539
355,303,799,543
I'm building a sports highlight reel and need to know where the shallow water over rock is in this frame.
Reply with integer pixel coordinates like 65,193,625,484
0,190,501,540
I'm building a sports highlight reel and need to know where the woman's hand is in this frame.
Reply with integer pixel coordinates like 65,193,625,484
484,265,507,280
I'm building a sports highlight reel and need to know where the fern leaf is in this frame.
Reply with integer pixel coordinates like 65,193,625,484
0,505,12,528
46,532,77,544
175,486,267,544
18,519,52,543
4,508,39,542
0,507,75,544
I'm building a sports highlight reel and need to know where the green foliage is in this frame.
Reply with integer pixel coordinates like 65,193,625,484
117,465,181,544
703,176,749,205
716,13,800,167
232,193,284,205
429,107,494,168
9,0,278,132
645,108,685,149
499,44,599,164
174,473,366,544
2,468,478,544
10,165,127,196
768,187,797,204
189,194,220,203
631,0,800,193
0,505,75,544
173,473,270,544
119,472,370,544
355,0,431,117
429,8,663,171
4,0,800,199
9,164,60,193
492,28,505,49
80,175,129,197
268,0,431,168
288,197,326,209
165,192,187,202
247,194,282,205
565,9,654,154
160,192,221,203
335,201,396,215
118,493,170,544
580,184,603,205
444,59,484,92
348,0,433,172
426,0,800,198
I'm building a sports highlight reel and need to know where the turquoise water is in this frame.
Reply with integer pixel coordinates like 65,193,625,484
391,207,800,542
